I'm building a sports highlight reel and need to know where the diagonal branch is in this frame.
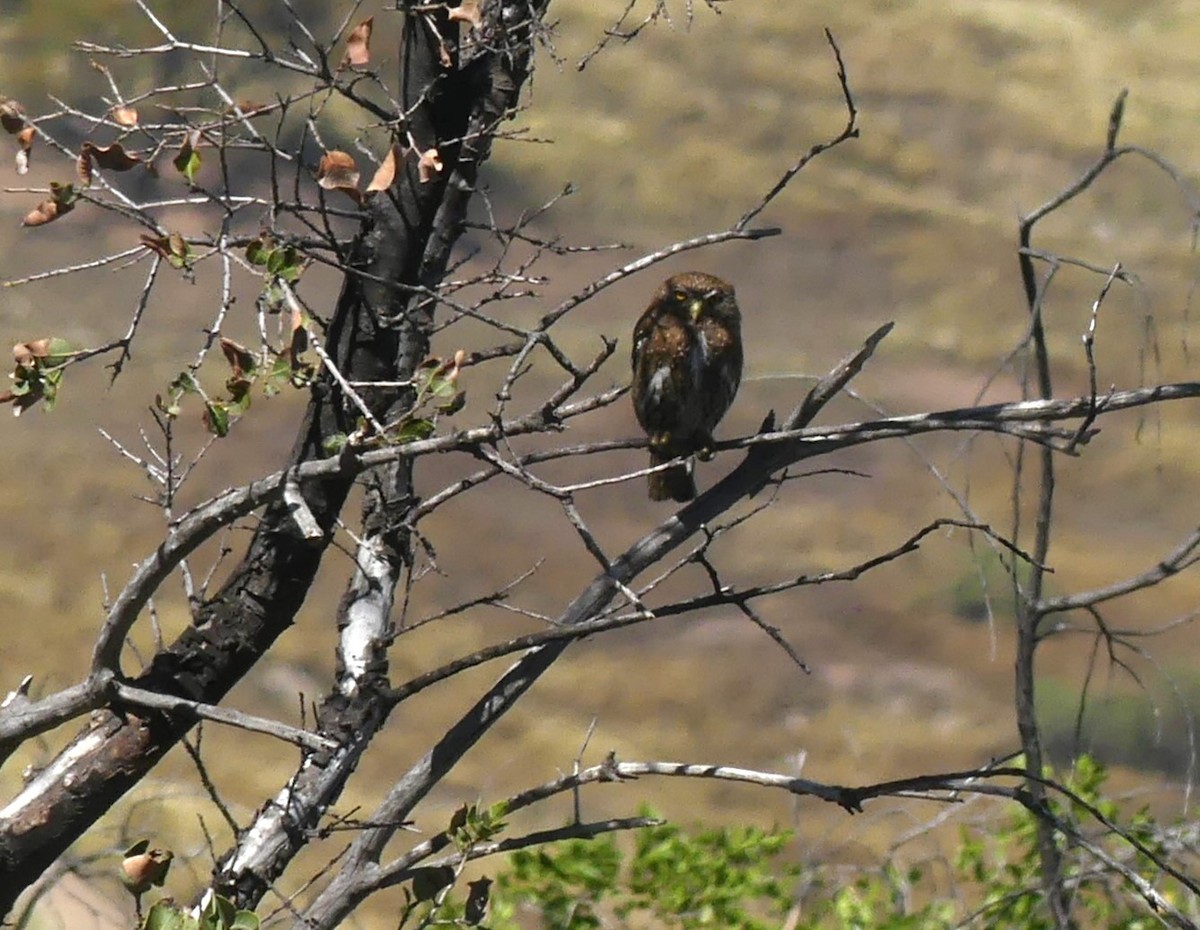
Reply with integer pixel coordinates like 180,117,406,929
293,316,895,930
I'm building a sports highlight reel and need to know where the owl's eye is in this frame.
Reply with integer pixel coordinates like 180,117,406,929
672,290,687,303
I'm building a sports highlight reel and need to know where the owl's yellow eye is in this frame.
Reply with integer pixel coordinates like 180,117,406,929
672,290,687,303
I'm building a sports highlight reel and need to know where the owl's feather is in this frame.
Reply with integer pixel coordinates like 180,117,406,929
631,272,742,502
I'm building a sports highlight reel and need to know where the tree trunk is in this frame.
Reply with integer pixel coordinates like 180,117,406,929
0,1,548,911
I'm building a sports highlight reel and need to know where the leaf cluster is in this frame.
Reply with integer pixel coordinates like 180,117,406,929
412,759,1196,930
0,336,75,414
142,895,259,930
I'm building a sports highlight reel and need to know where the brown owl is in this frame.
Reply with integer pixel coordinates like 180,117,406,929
631,272,743,502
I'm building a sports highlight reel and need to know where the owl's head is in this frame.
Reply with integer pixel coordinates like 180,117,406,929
658,271,739,326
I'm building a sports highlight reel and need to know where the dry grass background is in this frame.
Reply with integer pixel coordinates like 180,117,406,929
5,0,1200,922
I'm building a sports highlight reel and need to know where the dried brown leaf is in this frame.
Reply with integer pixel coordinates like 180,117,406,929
342,17,374,68
140,232,189,263
139,233,169,258
77,141,139,186
366,143,404,193
15,126,33,175
110,105,139,127
226,100,268,118
288,305,309,366
120,848,173,891
22,198,70,228
219,337,256,380
86,141,142,172
317,149,362,203
12,339,53,367
417,147,444,183
448,1,483,28
76,150,92,187
23,182,75,228
0,99,26,135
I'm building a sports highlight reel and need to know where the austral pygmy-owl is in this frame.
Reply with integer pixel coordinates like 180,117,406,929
631,272,743,502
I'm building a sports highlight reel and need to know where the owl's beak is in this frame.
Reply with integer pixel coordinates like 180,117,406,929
688,299,704,321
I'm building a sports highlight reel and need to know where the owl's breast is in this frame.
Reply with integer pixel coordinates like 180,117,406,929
646,364,672,403
687,329,711,391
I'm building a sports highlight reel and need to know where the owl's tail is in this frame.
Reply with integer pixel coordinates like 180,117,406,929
648,449,695,502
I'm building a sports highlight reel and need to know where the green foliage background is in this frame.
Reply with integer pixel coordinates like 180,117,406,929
407,760,1194,930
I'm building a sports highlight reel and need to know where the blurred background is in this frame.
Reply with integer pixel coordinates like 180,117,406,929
4,0,1200,918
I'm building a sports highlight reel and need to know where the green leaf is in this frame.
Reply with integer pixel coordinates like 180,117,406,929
228,912,260,930
43,337,74,366
245,239,269,266
41,378,60,410
227,385,252,414
265,248,287,275
174,145,201,185
143,900,193,930
49,181,78,207
263,356,291,397
279,249,303,282
203,401,230,437
323,432,348,454
437,390,467,416
428,371,458,398
199,894,236,930
290,363,316,387
265,245,302,281
395,418,435,443
170,371,199,395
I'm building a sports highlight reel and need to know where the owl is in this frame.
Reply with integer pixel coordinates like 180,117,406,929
631,272,743,502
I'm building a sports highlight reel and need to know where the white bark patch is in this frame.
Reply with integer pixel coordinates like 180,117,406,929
340,536,395,693
0,726,110,821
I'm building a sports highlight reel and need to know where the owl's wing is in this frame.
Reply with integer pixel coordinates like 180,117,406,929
696,317,744,424
631,307,658,369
